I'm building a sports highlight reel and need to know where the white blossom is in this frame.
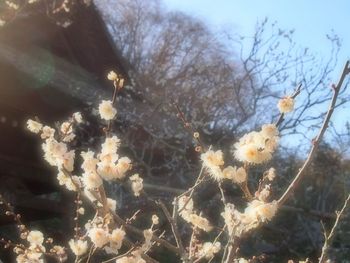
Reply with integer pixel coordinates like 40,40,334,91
81,151,98,173
109,228,125,250
277,96,294,113
88,227,109,248
77,207,85,215
234,125,279,164
107,198,117,212
201,150,224,168
261,124,279,138
27,231,44,245
60,122,72,134
97,162,118,181
27,119,43,134
69,239,88,256
233,167,247,184
116,157,132,176
151,214,159,225
6,1,19,10
42,138,68,167
72,112,83,123
82,171,102,189
267,167,276,181
244,200,278,223
188,214,213,232
101,136,121,154
40,126,55,139
197,241,221,259
98,100,117,120
201,150,225,181
141,229,153,251
107,71,118,81
130,174,143,197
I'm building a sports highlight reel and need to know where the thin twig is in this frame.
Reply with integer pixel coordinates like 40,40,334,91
319,194,350,263
85,245,96,263
218,182,227,205
157,200,189,262
178,165,206,214
61,168,178,258
173,103,206,152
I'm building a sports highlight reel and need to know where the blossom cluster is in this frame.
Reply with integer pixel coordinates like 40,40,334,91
23,75,148,261
201,149,247,183
179,96,294,260
234,123,279,164
177,196,213,232
14,230,66,263
17,71,302,263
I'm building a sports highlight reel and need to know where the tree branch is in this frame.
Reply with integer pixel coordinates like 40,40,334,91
278,61,350,205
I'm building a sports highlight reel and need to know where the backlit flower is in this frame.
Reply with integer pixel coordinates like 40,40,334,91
27,231,44,245
107,71,118,81
69,239,88,256
277,96,294,113
88,227,109,248
130,174,143,197
98,100,117,120
27,119,43,134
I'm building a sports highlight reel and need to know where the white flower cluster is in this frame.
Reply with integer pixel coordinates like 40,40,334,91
197,241,221,259
27,113,84,191
222,200,278,236
201,150,247,183
42,138,75,172
6,1,19,10
15,230,65,263
22,69,163,263
25,101,145,259
197,109,287,243
234,124,279,164
82,215,126,254
107,70,125,87
68,239,88,256
177,196,212,232
96,136,132,181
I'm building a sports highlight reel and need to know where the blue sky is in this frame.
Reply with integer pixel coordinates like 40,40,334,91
163,0,349,69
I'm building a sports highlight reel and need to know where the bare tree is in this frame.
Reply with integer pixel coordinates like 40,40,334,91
93,0,349,190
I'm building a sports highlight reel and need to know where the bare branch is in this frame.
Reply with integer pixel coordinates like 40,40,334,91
319,194,350,263
278,61,350,205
